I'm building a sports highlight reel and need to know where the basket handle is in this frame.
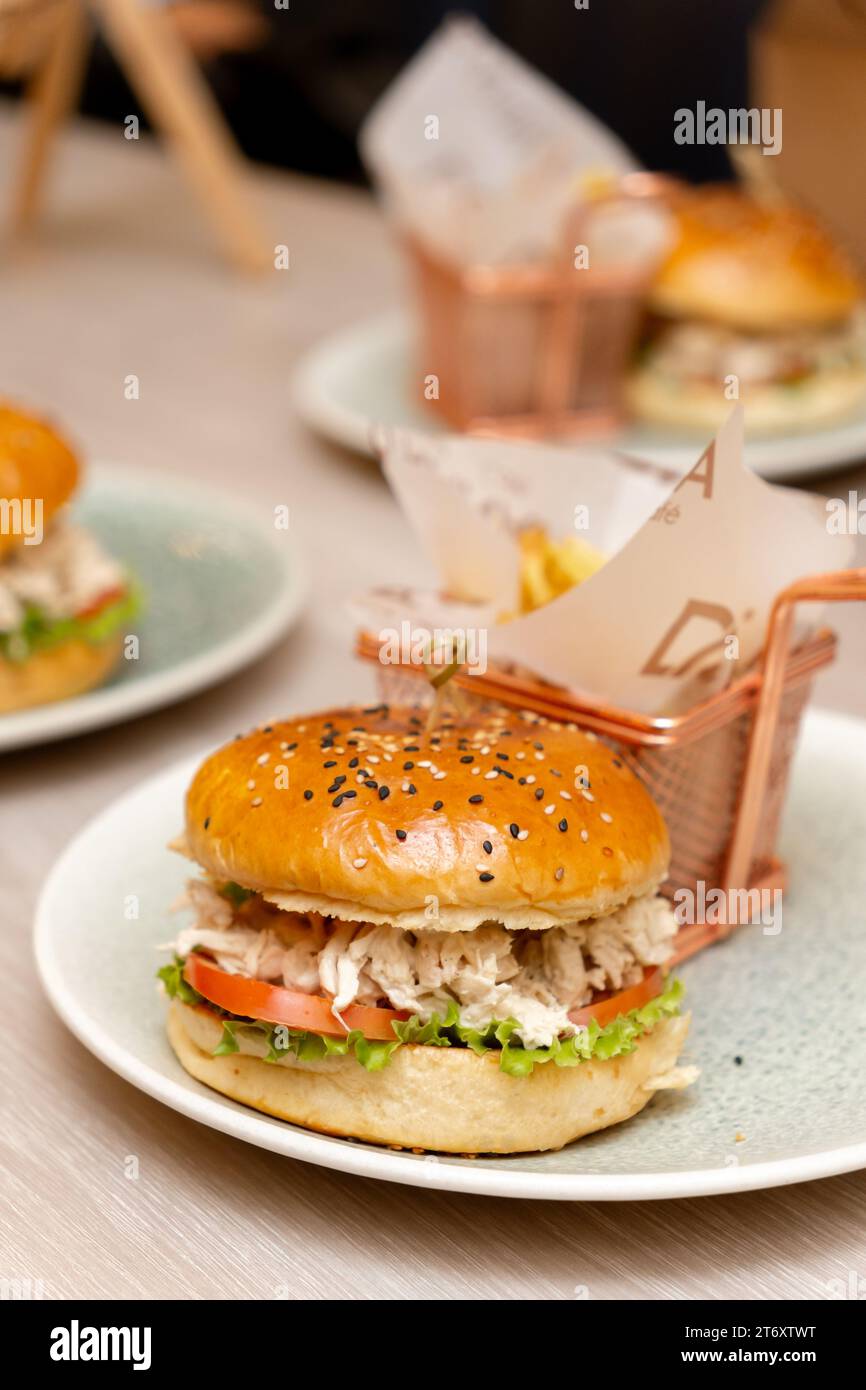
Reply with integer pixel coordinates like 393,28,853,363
724,567,866,892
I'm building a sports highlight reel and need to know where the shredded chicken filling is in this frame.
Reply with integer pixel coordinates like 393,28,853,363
167,879,677,1050
0,520,125,634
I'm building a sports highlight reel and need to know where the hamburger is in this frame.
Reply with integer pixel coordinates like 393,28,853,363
0,404,138,714
160,704,696,1154
627,186,866,435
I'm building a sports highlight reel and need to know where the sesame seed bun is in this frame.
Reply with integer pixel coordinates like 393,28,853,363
649,187,863,332
0,631,123,715
168,999,693,1154
183,705,670,932
0,403,79,558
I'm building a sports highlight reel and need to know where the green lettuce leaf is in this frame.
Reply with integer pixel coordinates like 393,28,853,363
156,955,202,1006
158,956,683,1077
1,580,142,664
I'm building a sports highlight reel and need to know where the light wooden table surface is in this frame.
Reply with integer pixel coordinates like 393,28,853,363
2,106,865,1301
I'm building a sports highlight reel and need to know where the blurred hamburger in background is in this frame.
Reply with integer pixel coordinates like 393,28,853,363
627,185,866,434
0,404,139,713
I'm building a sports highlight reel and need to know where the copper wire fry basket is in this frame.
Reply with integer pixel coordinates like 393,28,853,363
406,171,671,439
357,568,866,964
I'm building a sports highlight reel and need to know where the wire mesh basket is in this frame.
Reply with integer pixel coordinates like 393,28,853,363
357,568,866,963
405,171,672,439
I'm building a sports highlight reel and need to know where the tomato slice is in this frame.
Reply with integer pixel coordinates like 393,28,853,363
183,954,409,1041
569,966,664,1029
75,584,126,620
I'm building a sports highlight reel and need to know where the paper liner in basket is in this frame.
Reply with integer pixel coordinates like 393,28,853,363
357,409,852,716
359,16,638,267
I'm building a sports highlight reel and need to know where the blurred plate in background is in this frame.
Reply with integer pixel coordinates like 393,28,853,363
0,467,306,753
293,312,866,481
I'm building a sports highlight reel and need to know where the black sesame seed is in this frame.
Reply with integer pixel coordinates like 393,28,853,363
379,786,390,801
509,823,519,838
734,1055,743,1066
482,840,493,854
403,761,414,771
612,757,622,768
327,782,341,794
203,817,210,829
460,755,474,764
468,794,483,804
549,768,562,778
558,818,568,832
347,739,358,747
303,790,313,801
332,795,344,807
323,760,337,769
479,872,494,883
364,780,378,790
406,783,417,795
433,799,443,811
496,752,509,761
349,757,359,768
341,790,357,800
534,741,544,750
287,742,298,751
263,725,272,733
518,777,526,786
535,788,544,800
404,745,419,752
499,769,514,780
395,829,407,841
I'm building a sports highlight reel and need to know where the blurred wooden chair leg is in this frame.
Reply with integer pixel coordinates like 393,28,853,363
10,0,91,235
92,0,271,272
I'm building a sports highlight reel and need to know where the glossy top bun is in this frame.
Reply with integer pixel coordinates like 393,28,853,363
650,187,863,332
0,403,79,557
183,704,670,932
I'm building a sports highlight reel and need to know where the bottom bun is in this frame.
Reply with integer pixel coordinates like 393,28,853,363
626,363,866,436
0,634,123,715
168,999,694,1154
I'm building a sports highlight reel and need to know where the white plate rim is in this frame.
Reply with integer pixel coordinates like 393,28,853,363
292,311,866,482
33,708,866,1201
0,464,308,753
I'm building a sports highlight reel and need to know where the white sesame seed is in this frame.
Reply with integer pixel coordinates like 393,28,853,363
580,829,589,842
517,829,529,841
433,770,446,780
480,745,490,755
484,770,498,780
247,779,255,790
600,812,613,824
535,752,544,761
418,760,432,768
581,789,595,802
383,753,393,762
367,754,380,764
545,804,555,814
401,781,411,792
353,857,367,869
516,751,525,760
560,790,572,800
256,753,270,766
251,797,262,807
472,767,480,776
525,774,536,784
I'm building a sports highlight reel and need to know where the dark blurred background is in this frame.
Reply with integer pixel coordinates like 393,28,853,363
3,0,771,183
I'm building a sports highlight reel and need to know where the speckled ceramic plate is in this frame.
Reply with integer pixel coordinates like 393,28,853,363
292,312,866,481
0,467,306,752
34,708,866,1200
